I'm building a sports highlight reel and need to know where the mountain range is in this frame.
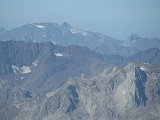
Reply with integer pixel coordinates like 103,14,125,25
0,22,160,120
1,22,160,56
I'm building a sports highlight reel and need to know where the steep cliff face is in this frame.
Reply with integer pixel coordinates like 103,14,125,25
135,66,148,106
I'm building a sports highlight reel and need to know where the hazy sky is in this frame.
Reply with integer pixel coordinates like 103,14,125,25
0,0,160,39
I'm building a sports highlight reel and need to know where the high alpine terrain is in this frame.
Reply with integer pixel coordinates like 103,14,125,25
0,23,160,120
1,22,160,56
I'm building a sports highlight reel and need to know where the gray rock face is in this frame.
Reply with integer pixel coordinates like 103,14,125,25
135,66,148,106
66,85,79,113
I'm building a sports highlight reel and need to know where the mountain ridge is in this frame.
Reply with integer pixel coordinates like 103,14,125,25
0,22,160,120
3,22,160,56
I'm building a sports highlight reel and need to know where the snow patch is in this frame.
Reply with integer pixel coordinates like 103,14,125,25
70,28,88,36
12,65,20,74
140,66,146,71
34,24,45,29
20,77,25,80
51,40,56,45
20,66,31,74
81,73,84,76
55,53,63,57
12,65,31,74
32,60,38,67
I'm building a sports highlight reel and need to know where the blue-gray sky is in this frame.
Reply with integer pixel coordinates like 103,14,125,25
0,0,160,39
